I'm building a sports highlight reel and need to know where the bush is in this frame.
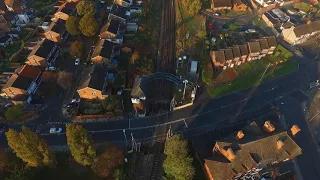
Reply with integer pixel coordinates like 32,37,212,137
4,104,24,121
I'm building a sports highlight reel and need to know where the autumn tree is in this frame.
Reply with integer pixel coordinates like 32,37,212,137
79,14,99,37
5,127,56,167
57,71,73,89
76,1,96,16
70,41,85,58
163,135,194,180
93,143,124,178
65,16,80,35
4,104,24,121
183,0,201,16
42,71,57,83
66,124,96,166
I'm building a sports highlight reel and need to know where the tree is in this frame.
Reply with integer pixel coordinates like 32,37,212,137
183,0,201,16
66,124,96,166
5,127,56,167
76,1,96,16
104,0,114,6
70,41,85,58
4,104,24,121
103,96,122,113
93,143,124,178
79,15,99,37
163,135,194,180
42,71,57,83
65,16,81,35
57,71,73,89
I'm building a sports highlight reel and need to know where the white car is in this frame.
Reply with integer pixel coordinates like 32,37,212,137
71,98,80,103
75,58,80,65
50,128,62,134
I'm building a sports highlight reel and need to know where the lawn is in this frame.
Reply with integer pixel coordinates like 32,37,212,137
208,60,298,97
273,44,293,59
253,17,261,26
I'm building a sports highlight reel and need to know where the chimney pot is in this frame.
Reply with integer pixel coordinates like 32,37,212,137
263,120,275,132
277,140,284,149
291,125,301,136
236,130,245,139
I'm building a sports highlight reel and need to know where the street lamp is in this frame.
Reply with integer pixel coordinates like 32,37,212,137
182,79,188,100
122,129,127,149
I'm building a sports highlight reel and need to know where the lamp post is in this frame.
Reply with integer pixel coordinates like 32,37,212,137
123,129,127,149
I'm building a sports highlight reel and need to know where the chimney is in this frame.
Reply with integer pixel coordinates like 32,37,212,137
236,131,245,139
226,148,236,161
277,140,284,149
263,120,275,132
291,125,301,136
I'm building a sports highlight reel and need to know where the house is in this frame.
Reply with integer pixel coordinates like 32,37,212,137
232,0,247,11
99,19,123,44
256,39,269,55
77,64,108,100
1,11,29,27
232,46,241,65
281,20,320,44
52,1,77,21
115,0,133,7
202,116,302,180
44,19,68,43
253,0,284,9
91,39,115,66
261,8,289,28
131,75,149,117
264,36,277,54
109,5,129,23
211,0,232,10
224,49,234,68
4,0,26,13
26,39,60,67
247,41,261,61
210,51,226,68
0,35,12,47
2,65,42,103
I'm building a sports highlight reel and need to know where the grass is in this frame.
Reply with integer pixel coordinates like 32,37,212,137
273,44,293,59
295,2,311,12
253,17,261,26
208,60,298,97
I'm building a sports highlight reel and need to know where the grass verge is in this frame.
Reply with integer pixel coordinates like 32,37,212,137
207,60,298,97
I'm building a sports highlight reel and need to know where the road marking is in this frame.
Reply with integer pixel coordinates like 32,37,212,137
183,119,188,128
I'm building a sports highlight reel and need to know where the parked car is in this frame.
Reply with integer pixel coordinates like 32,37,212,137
71,98,80,103
46,66,56,71
49,128,62,134
67,103,78,108
75,58,80,66
4,103,12,108
213,13,220,17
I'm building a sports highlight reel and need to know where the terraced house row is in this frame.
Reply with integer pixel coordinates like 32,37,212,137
210,36,277,70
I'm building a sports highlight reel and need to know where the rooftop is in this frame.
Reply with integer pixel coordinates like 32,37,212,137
47,19,66,34
232,46,241,58
92,39,114,59
3,65,41,91
210,51,226,63
294,20,320,38
224,49,233,60
213,0,232,8
28,39,57,58
239,44,249,56
110,5,127,19
264,36,277,47
78,64,107,91
258,39,269,50
100,19,120,35
247,41,261,53
131,75,149,99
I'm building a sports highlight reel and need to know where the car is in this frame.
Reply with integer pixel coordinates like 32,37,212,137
46,66,56,71
71,98,80,103
213,13,220,17
67,103,78,108
4,103,12,108
75,58,80,65
49,128,62,134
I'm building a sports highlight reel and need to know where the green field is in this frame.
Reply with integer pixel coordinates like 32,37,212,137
207,60,299,97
